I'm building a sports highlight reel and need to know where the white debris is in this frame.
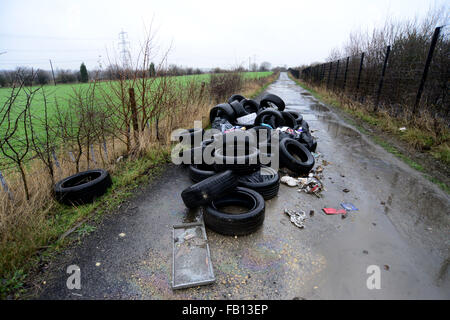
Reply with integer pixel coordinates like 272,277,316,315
284,209,307,228
399,127,407,132
281,175,298,187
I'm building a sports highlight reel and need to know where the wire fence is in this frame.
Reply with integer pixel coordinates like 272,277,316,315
294,26,449,120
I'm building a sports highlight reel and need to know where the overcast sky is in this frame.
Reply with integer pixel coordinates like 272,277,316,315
0,0,447,71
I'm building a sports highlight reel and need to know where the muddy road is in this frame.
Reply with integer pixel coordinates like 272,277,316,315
35,72,449,299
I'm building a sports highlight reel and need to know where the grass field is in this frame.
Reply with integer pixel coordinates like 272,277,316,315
0,71,272,163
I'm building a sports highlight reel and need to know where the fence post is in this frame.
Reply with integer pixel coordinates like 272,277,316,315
0,169,13,200
374,45,391,111
343,56,349,91
327,62,332,89
356,52,365,98
128,87,139,145
320,64,325,83
413,26,442,115
333,59,340,89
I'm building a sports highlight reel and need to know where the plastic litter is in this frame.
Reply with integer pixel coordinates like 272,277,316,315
236,112,257,126
284,209,307,228
281,175,298,187
341,203,359,211
322,208,347,215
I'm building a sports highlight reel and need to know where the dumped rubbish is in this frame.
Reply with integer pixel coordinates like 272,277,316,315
298,175,324,198
341,203,359,211
284,209,307,228
399,127,407,132
322,208,347,215
343,188,350,193
172,222,215,289
281,175,298,187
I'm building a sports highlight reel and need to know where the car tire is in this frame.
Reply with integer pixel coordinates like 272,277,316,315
279,138,315,174
241,99,260,114
229,100,248,118
254,109,285,128
189,164,217,183
209,103,236,124
214,146,260,175
181,170,238,208
281,111,297,129
204,187,265,236
228,94,245,104
237,166,280,200
260,93,285,111
54,169,112,205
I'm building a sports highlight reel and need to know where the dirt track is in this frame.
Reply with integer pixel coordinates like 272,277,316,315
35,72,450,300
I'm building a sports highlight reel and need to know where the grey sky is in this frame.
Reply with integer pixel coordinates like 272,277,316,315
0,0,447,71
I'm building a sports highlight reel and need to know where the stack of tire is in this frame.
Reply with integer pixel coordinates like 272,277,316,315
178,93,317,236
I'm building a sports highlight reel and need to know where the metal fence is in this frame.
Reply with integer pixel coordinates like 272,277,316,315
294,26,449,120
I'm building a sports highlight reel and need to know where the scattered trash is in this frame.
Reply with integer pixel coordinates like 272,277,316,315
342,188,350,193
281,175,298,187
116,156,124,163
399,127,407,132
284,209,307,228
363,250,369,255
119,233,126,237
341,203,359,211
309,210,315,216
384,265,390,271
297,174,324,198
311,152,322,159
322,160,331,166
322,208,347,215
95,262,101,267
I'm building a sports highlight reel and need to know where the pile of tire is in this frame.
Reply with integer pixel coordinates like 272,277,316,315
177,93,318,237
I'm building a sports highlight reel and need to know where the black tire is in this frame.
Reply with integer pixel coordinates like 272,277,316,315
181,170,238,209
279,138,315,174
178,128,204,148
299,119,309,133
204,187,265,236
258,142,275,167
54,169,112,205
281,111,297,129
229,100,248,118
209,103,236,123
214,146,260,175
189,164,216,183
241,99,260,114
228,94,245,104
238,166,280,200
254,109,285,128
260,93,285,111
286,110,303,125
249,125,272,144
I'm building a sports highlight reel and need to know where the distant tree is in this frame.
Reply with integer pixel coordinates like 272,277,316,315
250,63,258,72
56,69,77,84
259,61,271,72
80,62,89,83
149,62,156,77
36,69,50,85
0,72,6,87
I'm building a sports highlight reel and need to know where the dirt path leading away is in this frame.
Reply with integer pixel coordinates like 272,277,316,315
34,72,449,300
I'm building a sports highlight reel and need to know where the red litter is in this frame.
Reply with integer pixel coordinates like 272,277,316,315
322,208,347,215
